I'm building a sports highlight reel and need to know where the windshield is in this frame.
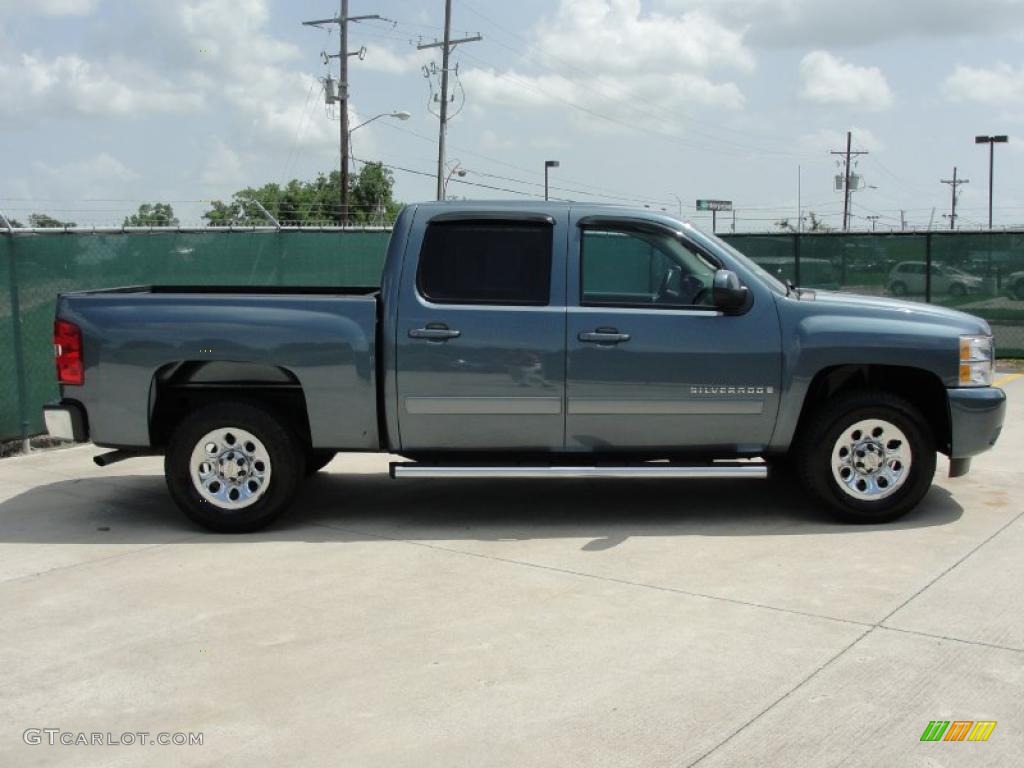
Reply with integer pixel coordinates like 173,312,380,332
684,226,790,295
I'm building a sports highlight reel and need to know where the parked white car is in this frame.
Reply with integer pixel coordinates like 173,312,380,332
888,262,983,297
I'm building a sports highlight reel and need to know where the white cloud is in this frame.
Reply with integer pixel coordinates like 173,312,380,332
479,130,519,151
199,141,245,187
461,0,750,131
0,0,97,15
359,45,431,75
799,51,893,110
664,0,1024,47
35,152,139,184
534,0,754,74
799,127,884,155
7,53,205,119
943,64,1024,105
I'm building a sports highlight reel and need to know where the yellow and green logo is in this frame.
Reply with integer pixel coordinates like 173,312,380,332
921,720,997,742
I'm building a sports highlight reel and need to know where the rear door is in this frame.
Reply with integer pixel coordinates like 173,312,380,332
395,210,567,451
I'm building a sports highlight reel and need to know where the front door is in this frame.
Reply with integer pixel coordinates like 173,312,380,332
395,211,567,452
565,216,782,454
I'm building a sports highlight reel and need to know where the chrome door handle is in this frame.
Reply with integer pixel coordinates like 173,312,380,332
409,326,461,341
578,328,631,344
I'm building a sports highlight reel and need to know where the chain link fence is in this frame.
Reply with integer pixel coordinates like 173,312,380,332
2,228,1022,440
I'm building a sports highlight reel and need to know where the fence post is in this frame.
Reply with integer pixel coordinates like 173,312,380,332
4,236,31,451
925,232,932,303
794,232,801,286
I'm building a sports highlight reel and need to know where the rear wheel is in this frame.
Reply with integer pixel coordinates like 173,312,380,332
165,402,302,532
798,391,935,523
949,282,966,297
889,281,907,296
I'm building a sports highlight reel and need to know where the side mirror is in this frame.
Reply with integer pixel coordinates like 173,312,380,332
712,269,748,311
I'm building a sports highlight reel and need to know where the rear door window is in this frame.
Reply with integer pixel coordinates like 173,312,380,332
417,221,553,305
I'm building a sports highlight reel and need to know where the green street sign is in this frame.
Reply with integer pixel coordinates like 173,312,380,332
696,199,733,212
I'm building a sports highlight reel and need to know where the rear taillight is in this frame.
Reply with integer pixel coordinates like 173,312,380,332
54,320,83,385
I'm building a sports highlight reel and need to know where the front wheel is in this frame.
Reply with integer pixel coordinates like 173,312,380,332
798,391,935,523
165,402,303,532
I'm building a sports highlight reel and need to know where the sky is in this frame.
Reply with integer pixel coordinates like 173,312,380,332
2,0,1024,231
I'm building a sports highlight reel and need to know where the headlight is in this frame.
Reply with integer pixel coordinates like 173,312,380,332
959,335,994,386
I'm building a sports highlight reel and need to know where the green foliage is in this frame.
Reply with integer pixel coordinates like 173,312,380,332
775,211,833,233
124,203,179,227
28,213,76,228
202,161,401,227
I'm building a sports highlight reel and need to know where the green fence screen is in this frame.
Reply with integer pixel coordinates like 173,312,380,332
2,229,1022,440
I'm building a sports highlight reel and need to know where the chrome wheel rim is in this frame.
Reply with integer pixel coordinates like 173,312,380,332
189,427,271,510
831,418,911,501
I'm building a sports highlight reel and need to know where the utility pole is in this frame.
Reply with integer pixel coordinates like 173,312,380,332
302,2,380,224
975,135,1008,229
830,131,869,232
900,210,907,231
940,166,968,231
419,1,481,200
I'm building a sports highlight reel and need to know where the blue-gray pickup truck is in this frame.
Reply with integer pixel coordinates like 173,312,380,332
44,202,1006,532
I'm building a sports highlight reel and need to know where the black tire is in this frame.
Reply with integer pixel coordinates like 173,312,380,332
797,391,935,524
1013,283,1024,301
949,282,966,297
165,401,303,533
306,449,336,475
889,281,907,297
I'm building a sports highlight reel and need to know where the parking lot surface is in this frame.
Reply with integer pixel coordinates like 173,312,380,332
1,376,1021,767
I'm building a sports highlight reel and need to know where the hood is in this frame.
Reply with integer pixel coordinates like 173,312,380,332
802,290,992,335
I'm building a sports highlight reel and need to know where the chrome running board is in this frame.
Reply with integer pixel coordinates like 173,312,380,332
390,464,767,480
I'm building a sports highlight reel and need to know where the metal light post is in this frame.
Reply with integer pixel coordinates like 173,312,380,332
443,161,467,199
975,135,1008,230
544,160,559,201
348,110,411,159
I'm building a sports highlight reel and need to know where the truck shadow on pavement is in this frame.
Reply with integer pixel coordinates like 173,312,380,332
0,469,964,548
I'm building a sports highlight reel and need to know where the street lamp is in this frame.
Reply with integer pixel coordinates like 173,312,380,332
975,134,1009,230
443,160,467,199
544,160,559,201
348,110,411,165
349,110,411,134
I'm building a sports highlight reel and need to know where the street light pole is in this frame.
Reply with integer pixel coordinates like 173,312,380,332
443,161,467,199
975,134,1008,230
544,160,559,201
347,110,411,164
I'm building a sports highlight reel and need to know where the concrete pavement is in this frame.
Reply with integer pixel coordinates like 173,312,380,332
0,378,1021,767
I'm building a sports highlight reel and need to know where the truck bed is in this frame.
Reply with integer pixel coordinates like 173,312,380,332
56,286,381,450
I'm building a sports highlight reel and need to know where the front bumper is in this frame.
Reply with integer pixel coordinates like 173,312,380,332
43,401,88,442
948,386,1006,462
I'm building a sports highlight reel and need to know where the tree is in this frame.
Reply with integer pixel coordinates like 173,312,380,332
124,203,179,227
349,162,401,225
29,213,76,228
202,161,402,227
775,211,832,233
